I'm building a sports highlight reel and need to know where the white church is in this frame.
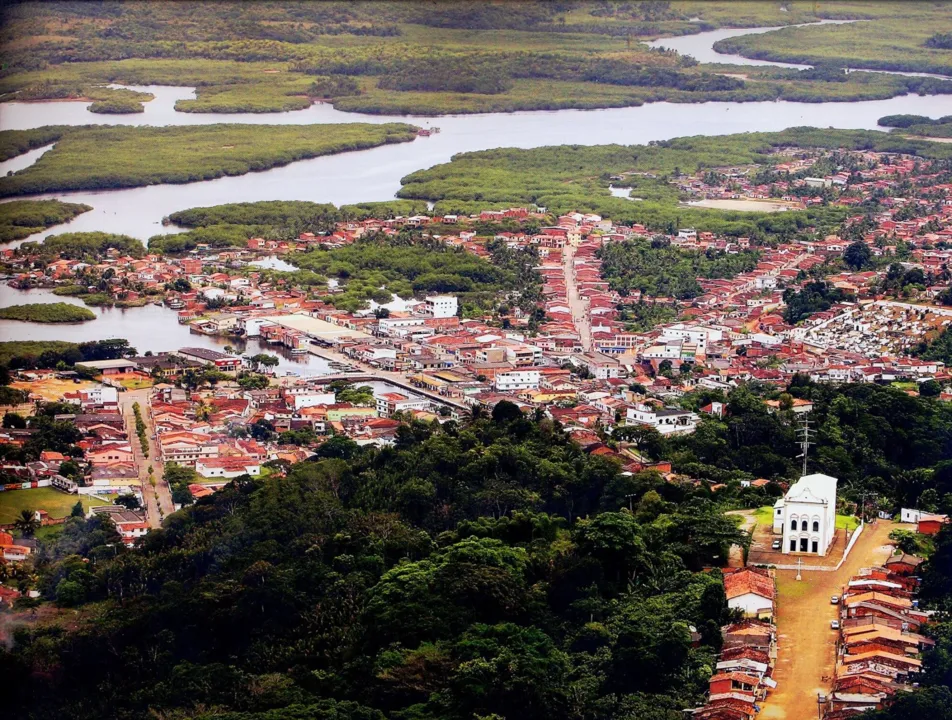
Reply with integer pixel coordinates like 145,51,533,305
772,473,838,556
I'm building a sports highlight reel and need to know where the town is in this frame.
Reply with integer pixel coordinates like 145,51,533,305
2,144,951,720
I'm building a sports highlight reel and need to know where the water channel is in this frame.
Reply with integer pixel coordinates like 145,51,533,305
1,21,951,354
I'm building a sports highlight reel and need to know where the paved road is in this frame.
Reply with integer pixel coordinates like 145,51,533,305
562,244,592,351
761,520,898,720
120,388,171,528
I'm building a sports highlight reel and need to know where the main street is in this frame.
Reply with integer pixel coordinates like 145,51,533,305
761,521,899,720
563,243,593,352
120,388,172,528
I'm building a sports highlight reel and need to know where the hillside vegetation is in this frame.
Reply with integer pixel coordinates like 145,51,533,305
0,123,418,197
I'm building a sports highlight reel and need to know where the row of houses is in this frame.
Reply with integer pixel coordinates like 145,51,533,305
822,552,931,718
689,567,779,719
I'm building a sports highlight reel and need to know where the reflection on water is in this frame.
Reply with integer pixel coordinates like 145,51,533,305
0,284,332,376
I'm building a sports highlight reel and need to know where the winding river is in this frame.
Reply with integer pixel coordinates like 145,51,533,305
1,21,951,351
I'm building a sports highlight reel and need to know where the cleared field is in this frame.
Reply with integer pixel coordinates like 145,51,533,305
0,487,116,524
685,198,803,212
11,377,95,401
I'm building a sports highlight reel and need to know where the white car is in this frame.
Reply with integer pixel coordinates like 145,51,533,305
830,595,840,605
831,620,840,630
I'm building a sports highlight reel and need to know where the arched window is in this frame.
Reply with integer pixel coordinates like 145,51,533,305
801,520,808,532
813,521,819,532
791,519,797,530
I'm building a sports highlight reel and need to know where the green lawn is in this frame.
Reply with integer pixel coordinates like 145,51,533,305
752,506,777,527
0,487,114,524
753,505,859,532
836,514,861,532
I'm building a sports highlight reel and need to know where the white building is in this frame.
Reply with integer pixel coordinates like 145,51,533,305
775,473,838,555
494,369,541,392
625,404,698,435
291,392,336,411
424,295,458,318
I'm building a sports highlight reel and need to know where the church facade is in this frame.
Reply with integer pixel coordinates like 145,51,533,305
771,473,838,556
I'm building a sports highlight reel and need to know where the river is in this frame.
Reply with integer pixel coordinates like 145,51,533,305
1,22,951,352
0,283,333,376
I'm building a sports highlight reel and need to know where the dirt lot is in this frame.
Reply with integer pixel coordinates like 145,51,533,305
11,377,95,402
760,521,899,720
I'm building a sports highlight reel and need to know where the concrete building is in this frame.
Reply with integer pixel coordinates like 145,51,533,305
424,295,458,319
776,473,838,555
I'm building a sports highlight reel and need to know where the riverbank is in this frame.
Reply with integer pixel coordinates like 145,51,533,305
4,92,952,247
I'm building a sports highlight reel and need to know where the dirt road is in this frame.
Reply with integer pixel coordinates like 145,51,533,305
761,521,898,720
562,243,592,351
121,388,172,528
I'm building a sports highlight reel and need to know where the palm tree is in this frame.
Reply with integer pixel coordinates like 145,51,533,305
14,509,40,537
465,403,487,426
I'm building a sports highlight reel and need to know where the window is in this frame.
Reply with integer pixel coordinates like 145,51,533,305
791,519,797,530
813,521,819,532
790,539,796,551
801,520,808,532
800,538,809,552
812,540,819,553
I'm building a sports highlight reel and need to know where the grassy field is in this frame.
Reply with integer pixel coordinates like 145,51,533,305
0,487,115,524
0,123,418,198
1,2,950,116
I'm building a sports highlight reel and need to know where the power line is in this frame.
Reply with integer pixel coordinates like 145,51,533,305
796,416,815,477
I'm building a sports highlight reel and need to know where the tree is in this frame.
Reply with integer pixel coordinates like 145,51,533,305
844,241,872,270
70,500,84,517
920,380,942,398
116,493,141,510
2,412,26,429
13,509,40,537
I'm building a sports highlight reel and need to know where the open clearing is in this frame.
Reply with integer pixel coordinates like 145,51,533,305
11,376,94,401
0,487,115,523
685,198,804,212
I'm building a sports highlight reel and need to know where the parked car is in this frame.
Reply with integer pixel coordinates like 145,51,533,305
771,539,782,550
830,595,840,604
831,620,840,630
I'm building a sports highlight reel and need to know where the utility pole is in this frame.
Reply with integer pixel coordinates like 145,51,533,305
797,556,803,581
796,416,815,477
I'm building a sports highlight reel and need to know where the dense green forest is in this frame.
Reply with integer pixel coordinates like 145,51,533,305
147,200,441,253
4,377,952,718
0,302,95,323
0,200,91,243
0,123,418,198
18,231,146,260
397,128,952,241
1,2,950,116
0,404,741,720
598,238,760,299
292,235,520,313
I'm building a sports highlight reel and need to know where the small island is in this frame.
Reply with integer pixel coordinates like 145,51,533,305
0,302,96,323
88,99,145,114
